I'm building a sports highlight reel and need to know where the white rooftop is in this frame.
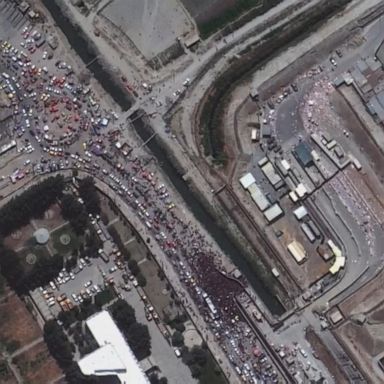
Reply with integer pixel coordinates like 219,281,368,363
78,310,149,384
239,173,256,189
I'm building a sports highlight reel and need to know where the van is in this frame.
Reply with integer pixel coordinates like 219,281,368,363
299,348,308,358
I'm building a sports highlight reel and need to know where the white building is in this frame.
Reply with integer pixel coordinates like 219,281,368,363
78,311,149,384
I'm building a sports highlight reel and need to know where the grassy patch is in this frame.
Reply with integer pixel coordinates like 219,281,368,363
17,246,51,274
51,225,80,255
94,287,115,308
199,354,228,384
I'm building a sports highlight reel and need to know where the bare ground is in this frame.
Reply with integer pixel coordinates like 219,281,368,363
305,327,349,384
13,341,62,384
0,294,41,349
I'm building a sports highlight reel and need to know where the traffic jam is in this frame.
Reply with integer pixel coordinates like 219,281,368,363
0,23,281,383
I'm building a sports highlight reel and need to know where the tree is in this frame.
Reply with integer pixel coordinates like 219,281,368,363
136,272,146,287
0,175,64,237
60,194,88,235
44,320,73,369
149,374,168,384
189,364,202,378
0,245,24,291
171,331,184,347
109,300,151,360
126,322,151,361
190,346,208,366
128,259,139,276
109,299,136,329
78,177,100,215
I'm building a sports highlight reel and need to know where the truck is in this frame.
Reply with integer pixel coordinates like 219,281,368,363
251,128,259,142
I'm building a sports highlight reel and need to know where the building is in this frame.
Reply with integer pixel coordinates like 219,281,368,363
329,308,343,325
328,239,345,275
287,240,306,264
248,183,270,211
261,162,282,188
239,173,256,189
293,206,308,220
263,203,283,223
78,311,149,384
294,142,313,168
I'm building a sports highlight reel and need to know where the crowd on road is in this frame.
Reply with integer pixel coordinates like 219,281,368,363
0,15,282,384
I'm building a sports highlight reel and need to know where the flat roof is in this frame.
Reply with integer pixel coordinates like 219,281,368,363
261,162,282,186
294,142,313,167
293,206,308,220
248,183,270,211
78,311,149,384
264,203,283,223
287,241,306,264
295,183,307,198
239,173,256,189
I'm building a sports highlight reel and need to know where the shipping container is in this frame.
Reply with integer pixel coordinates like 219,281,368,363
301,223,315,243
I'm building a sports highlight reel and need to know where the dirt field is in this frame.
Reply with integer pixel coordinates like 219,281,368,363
305,328,349,384
100,0,194,60
338,268,384,317
139,259,173,318
333,271,384,383
181,0,238,24
32,204,65,232
0,360,18,384
109,221,133,243
271,198,331,289
14,341,62,384
3,224,35,252
100,194,117,223
336,320,384,384
0,294,41,350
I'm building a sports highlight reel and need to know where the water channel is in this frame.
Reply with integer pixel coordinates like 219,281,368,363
43,0,285,316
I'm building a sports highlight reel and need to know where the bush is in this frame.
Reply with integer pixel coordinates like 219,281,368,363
128,260,139,276
78,177,100,215
171,331,184,347
136,273,147,287
94,288,115,308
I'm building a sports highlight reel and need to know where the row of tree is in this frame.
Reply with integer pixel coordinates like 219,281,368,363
109,299,151,361
78,177,101,216
0,244,64,294
0,175,64,237
60,194,89,236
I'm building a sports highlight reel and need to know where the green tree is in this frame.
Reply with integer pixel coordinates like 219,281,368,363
171,331,184,347
136,272,146,287
60,194,88,235
44,320,73,369
78,177,100,215
0,175,64,237
126,322,151,360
